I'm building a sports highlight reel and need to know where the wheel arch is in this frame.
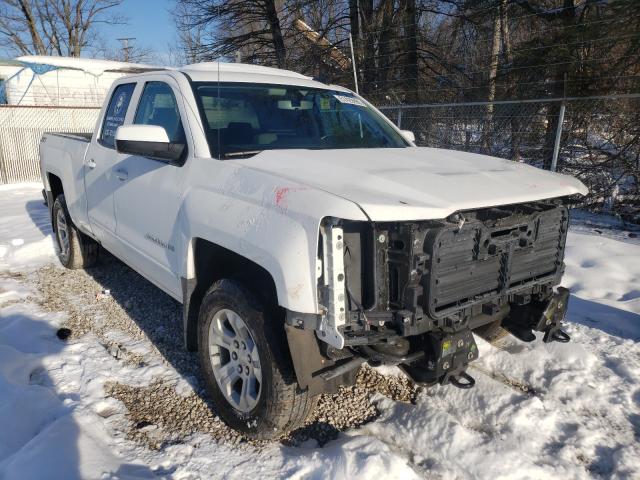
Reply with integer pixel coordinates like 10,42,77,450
182,237,280,351
47,172,64,200
46,172,64,226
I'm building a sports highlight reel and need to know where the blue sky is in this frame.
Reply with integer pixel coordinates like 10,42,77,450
0,0,178,61
107,0,176,61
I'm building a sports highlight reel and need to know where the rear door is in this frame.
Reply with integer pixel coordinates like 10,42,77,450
112,78,188,299
85,82,136,244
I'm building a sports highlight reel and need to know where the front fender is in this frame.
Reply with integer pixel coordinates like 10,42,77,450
178,162,367,313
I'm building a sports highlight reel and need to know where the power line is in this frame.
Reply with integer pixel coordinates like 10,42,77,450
366,80,640,102
358,0,614,35
356,71,640,88
354,52,639,78
375,93,640,108
354,26,640,56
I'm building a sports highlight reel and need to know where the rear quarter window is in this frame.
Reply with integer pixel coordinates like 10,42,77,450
99,83,136,148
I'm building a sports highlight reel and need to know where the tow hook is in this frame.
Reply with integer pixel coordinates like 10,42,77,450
537,287,571,343
546,328,570,343
400,330,478,389
447,371,476,389
504,287,571,343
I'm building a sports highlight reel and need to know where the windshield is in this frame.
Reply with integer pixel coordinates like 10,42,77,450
192,83,409,158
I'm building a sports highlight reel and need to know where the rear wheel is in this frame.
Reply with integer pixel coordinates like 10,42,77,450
198,279,317,439
52,194,98,269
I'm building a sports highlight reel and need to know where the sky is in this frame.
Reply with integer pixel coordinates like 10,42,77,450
106,0,176,63
0,0,178,64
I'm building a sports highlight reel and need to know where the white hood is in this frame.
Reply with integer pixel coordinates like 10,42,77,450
237,147,588,221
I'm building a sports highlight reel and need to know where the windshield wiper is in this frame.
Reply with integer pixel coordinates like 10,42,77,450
222,150,263,158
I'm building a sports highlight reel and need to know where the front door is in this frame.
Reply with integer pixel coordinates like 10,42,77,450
112,80,187,299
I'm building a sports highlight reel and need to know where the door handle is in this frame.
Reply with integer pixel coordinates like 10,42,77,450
86,158,96,169
115,167,128,181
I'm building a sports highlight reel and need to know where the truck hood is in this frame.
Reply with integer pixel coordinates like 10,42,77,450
236,147,588,221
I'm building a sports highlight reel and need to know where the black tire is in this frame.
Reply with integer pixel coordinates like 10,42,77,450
198,279,317,440
52,194,98,269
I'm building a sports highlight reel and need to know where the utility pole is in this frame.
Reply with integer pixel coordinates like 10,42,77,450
349,33,358,94
550,73,568,172
117,37,136,62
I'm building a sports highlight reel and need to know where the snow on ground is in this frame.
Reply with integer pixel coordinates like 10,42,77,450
0,183,639,479
0,183,56,270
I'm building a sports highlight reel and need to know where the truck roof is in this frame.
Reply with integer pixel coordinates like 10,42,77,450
109,61,349,92
180,62,310,80
176,62,349,91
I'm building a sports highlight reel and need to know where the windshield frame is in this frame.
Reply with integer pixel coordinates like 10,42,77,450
189,81,410,159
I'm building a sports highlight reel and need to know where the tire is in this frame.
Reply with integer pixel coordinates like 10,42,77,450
52,194,98,269
198,279,317,440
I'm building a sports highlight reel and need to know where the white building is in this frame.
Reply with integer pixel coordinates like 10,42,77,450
0,56,157,107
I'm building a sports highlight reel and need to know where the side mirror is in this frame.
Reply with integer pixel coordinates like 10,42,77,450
400,130,416,143
115,125,185,165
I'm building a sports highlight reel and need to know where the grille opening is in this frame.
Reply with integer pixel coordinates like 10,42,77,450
427,205,567,318
389,266,399,303
491,227,519,238
390,239,405,250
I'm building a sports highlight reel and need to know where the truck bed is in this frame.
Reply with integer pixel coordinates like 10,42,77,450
40,132,94,232
45,132,92,142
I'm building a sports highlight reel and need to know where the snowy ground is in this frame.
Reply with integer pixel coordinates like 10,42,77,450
0,183,639,480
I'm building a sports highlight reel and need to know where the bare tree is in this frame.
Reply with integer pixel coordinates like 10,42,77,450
503,0,640,168
174,0,289,68
171,0,206,65
0,0,124,57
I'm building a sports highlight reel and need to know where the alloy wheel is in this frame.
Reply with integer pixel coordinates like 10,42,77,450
208,308,262,412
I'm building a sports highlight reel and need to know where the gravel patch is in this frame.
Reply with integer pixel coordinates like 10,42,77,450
287,367,419,445
35,257,189,371
33,253,420,448
104,380,245,450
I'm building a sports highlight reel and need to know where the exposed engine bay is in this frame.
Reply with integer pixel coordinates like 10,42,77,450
286,199,573,395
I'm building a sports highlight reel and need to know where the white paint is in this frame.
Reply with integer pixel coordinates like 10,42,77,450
39,64,588,317
319,223,347,348
115,125,170,143
181,61,310,79
181,63,349,92
237,147,588,221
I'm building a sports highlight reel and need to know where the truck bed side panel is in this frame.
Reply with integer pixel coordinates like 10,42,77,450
40,133,92,234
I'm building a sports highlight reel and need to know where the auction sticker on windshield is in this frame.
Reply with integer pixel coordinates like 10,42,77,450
333,94,366,107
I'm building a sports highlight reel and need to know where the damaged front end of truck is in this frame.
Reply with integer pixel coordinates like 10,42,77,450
286,199,573,395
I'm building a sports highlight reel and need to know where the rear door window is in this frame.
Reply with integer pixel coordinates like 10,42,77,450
99,83,135,148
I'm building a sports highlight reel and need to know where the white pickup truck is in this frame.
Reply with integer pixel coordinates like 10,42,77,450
40,62,588,439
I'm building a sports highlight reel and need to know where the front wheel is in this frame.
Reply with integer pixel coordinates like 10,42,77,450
198,279,317,439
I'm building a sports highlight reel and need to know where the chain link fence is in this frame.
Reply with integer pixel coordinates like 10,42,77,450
0,106,100,184
379,95,640,220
